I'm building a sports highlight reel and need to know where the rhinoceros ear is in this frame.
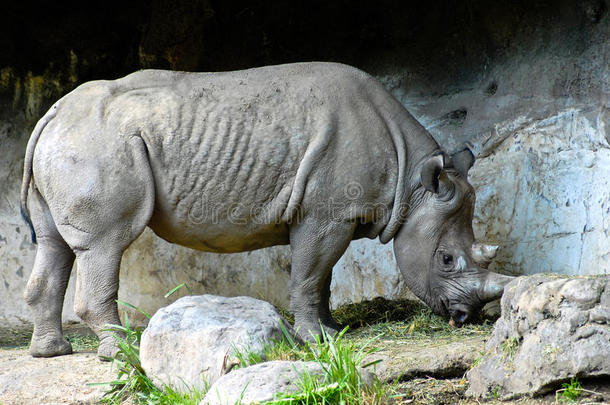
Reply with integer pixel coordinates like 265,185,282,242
420,153,445,193
450,147,475,178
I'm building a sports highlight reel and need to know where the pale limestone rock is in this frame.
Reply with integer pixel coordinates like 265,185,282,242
202,361,327,405
140,295,295,391
202,360,377,405
466,275,610,399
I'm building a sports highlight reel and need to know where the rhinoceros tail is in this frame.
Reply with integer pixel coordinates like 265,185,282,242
20,105,58,244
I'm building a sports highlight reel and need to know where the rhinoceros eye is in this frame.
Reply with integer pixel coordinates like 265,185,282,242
443,254,454,266
438,251,454,268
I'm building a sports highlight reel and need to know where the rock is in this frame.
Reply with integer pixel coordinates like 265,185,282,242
480,299,502,320
202,360,377,405
140,295,296,391
466,275,610,399
202,361,327,405
364,335,487,382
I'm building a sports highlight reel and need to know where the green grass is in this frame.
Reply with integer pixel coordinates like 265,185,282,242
490,385,500,399
469,349,488,370
94,310,159,403
556,378,583,403
269,377,345,404
500,336,520,360
231,320,312,368
93,302,207,404
306,327,386,403
344,301,494,342
258,326,388,404
66,333,99,352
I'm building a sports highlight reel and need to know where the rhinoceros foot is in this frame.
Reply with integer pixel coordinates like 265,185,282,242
295,321,340,343
96,335,120,360
321,317,343,334
29,333,73,357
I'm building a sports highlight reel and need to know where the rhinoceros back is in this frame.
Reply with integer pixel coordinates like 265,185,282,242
33,63,404,252
99,64,376,251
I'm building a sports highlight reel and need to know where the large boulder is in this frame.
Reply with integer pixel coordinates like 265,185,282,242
202,361,327,405
140,295,294,391
467,275,610,399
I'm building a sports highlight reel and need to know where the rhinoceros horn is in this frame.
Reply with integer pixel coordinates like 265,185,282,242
479,271,515,302
471,243,499,268
450,147,475,178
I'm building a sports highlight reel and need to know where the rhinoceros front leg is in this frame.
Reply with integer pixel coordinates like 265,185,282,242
319,273,342,332
289,219,355,341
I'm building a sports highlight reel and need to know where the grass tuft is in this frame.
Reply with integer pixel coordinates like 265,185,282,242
556,378,583,403
344,300,494,342
94,310,158,404
266,325,388,404
500,336,520,360
201,321,389,404
66,333,99,352
332,297,424,329
92,302,207,404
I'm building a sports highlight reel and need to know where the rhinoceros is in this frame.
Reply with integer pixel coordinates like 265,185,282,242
20,62,513,358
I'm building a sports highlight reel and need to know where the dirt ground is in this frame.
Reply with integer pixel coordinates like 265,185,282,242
0,324,113,405
0,348,114,405
1,320,608,405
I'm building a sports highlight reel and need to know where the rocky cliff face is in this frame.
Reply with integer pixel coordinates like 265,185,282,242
0,0,608,326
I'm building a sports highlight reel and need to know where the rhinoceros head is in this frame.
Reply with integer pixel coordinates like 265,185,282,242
393,149,514,325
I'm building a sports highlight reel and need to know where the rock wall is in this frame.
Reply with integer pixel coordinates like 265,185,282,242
0,0,608,326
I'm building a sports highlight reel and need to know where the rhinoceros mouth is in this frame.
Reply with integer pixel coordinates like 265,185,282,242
437,292,480,326
448,307,470,326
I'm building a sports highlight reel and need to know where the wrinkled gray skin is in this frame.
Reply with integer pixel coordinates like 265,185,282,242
20,62,513,358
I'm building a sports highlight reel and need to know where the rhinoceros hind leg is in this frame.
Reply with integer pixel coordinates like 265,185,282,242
24,190,75,357
73,247,124,359
289,219,355,342
47,136,155,359
26,239,75,357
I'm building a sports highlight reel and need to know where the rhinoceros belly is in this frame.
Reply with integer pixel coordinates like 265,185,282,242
105,76,317,252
